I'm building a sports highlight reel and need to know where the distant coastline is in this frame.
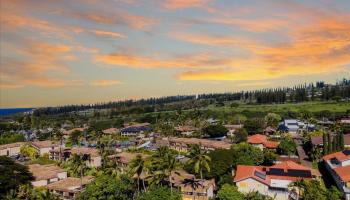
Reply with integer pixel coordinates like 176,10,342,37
0,108,33,116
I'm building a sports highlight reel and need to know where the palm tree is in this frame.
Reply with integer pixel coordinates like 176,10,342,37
129,154,147,193
187,144,211,179
163,153,179,196
54,130,64,161
154,146,170,158
69,154,87,189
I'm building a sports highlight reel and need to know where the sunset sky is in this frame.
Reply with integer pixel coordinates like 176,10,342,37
1,0,350,108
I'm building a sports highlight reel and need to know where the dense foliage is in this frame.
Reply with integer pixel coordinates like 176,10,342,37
0,156,34,198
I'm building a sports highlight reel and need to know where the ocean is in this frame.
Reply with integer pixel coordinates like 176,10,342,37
0,108,33,116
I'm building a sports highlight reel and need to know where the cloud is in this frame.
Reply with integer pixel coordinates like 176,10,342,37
90,80,122,86
163,0,212,10
90,30,125,38
71,11,157,31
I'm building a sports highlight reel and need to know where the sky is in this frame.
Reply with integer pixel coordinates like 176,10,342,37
1,0,350,108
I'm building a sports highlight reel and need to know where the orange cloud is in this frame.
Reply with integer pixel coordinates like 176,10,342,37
91,30,125,38
163,0,212,9
90,80,122,86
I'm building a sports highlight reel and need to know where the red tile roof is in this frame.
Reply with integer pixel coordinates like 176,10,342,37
323,151,350,162
334,165,350,182
247,134,279,149
234,161,312,186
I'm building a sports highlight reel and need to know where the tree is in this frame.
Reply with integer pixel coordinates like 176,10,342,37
136,186,181,200
216,184,244,200
68,154,87,189
206,149,234,181
129,154,147,193
244,119,264,135
278,137,296,156
69,130,82,146
0,156,34,198
187,144,211,179
263,149,277,166
20,144,39,160
202,125,228,138
78,174,135,200
323,132,328,155
264,113,281,128
54,130,64,161
231,143,264,167
182,178,202,200
234,128,248,143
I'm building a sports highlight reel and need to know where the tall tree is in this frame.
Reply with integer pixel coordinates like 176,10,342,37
129,154,147,193
187,144,211,179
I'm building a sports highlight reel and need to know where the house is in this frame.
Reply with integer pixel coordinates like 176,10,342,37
28,164,67,187
50,147,101,167
170,170,215,200
323,150,350,200
206,118,219,125
102,128,119,135
247,134,279,150
311,134,350,148
168,137,231,152
175,125,199,136
47,176,94,200
340,118,350,124
62,127,87,139
179,178,215,200
278,119,315,133
224,124,243,137
120,123,152,137
0,142,24,156
31,140,60,156
108,152,149,168
264,126,277,135
234,161,315,200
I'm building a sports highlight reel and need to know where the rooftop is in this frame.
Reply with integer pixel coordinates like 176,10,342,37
0,142,24,150
28,164,65,181
31,140,58,149
110,152,149,165
323,150,350,163
234,161,313,186
102,128,119,134
169,137,231,149
247,134,279,149
46,176,94,192
311,134,350,146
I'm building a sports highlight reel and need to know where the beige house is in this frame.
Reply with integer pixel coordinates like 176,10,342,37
108,152,149,168
50,147,101,167
28,164,67,187
0,142,24,156
47,176,94,200
31,140,60,156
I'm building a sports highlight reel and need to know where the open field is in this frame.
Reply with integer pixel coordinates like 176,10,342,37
203,101,350,117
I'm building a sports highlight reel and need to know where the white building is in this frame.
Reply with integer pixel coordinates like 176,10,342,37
234,161,316,200
0,142,24,156
28,164,67,187
31,140,60,156
323,150,350,200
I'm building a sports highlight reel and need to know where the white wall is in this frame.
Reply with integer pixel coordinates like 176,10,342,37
0,146,21,156
32,180,48,187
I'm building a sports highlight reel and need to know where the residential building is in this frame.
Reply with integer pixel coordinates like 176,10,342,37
224,124,243,137
234,161,315,200
62,127,87,139
247,134,279,150
323,150,350,200
47,176,94,200
175,125,199,136
120,123,152,137
50,147,101,167
0,142,24,156
108,152,148,168
168,137,231,152
170,170,215,200
28,164,67,187
278,119,315,133
311,134,350,148
31,140,60,156
179,178,215,200
102,127,119,134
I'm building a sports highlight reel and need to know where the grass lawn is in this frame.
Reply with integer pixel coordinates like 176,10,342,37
205,101,350,114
